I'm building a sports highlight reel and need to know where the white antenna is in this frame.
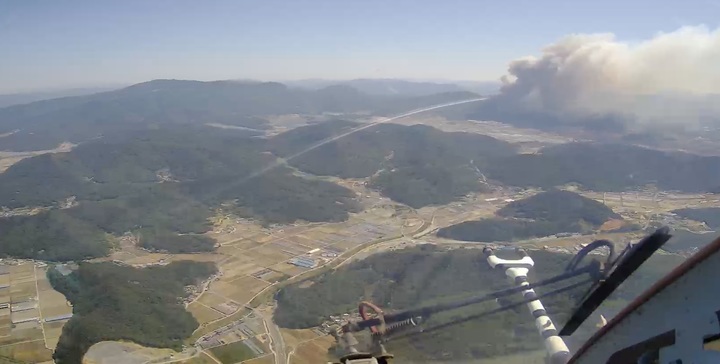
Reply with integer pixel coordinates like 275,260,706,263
484,247,571,364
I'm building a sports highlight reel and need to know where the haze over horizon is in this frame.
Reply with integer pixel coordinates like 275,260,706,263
2,2,720,363
2,0,719,93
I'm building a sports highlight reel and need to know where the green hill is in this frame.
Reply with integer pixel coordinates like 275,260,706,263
270,121,516,207
436,218,586,243
0,211,110,261
662,230,718,254
49,261,217,364
437,190,621,243
671,207,720,229
497,190,620,225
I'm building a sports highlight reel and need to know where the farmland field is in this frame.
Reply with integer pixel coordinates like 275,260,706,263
188,302,225,325
0,339,53,363
0,263,73,357
180,352,222,364
209,340,258,364
290,335,335,364
243,354,274,364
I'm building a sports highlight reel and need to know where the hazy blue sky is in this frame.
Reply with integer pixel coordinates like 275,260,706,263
1,0,718,92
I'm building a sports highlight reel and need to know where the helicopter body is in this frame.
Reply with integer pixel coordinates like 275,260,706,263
571,235,720,363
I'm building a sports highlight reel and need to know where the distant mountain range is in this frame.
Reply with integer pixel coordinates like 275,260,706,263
2,78,720,263
0,78,496,110
282,78,500,96
0,86,123,108
0,79,478,151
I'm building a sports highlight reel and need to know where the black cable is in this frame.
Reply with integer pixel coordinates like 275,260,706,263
379,229,668,339
390,278,594,341
414,265,593,317
346,264,597,333
565,239,615,273
559,227,671,336
345,232,663,338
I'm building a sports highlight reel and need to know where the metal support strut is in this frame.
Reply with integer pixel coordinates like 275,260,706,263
484,247,571,364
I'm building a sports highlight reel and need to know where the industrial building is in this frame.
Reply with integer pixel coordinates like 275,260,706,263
44,313,73,322
10,301,37,312
199,337,221,350
288,256,318,268
55,264,73,276
11,316,39,325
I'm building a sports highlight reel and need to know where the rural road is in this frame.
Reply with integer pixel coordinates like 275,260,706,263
260,310,288,364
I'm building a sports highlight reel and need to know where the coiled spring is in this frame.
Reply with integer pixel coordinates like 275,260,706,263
372,317,420,337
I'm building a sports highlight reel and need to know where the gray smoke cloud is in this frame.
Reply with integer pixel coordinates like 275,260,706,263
491,26,720,130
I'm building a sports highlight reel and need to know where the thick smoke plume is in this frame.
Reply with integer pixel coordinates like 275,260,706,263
489,26,720,130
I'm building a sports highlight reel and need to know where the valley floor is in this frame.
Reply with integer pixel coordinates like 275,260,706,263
74,181,720,364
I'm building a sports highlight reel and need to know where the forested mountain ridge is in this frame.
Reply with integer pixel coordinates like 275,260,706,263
0,118,517,260
0,79,479,151
0,86,121,108
271,123,720,208
0,127,359,260
270,121,515,177
270,121,517,207
437,190,622,242
484,143,720,192
0,118,516,260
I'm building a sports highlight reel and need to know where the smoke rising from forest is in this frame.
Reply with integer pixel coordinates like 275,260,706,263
489,26,720,130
